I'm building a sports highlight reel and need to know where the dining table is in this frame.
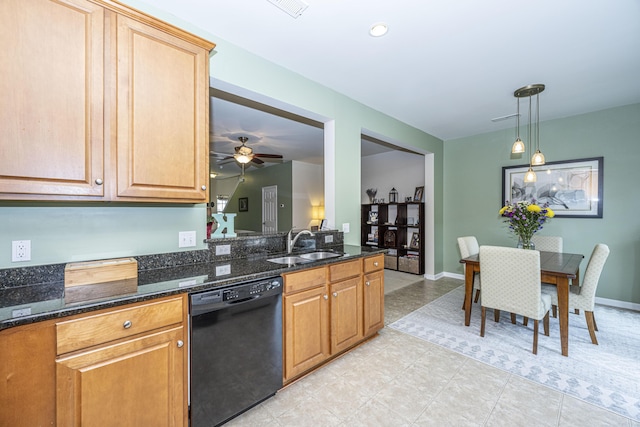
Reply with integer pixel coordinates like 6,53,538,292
460,250,584,357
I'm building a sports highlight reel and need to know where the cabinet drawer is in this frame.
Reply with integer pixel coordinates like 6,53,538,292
328,259,362,282
56,296,184,355
364,254,384,273
284,267,327,294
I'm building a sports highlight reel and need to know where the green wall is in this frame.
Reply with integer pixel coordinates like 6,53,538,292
1,0,444,272
227,162,293,232
444,103,640,304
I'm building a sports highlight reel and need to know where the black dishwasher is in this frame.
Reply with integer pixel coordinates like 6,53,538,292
189,276,283,426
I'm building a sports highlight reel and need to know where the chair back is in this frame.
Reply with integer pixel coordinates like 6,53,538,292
457,236,479,258
531,235,563,252
579,243,610,310
479,246,546,320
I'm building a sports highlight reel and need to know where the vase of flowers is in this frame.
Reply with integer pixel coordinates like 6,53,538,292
366,188,377,204
499,199,554,249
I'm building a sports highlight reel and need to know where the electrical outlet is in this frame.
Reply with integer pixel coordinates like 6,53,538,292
324,235,334,243
178,231,197,248
342,223,350,233
215,245,231,255
12,240,31,262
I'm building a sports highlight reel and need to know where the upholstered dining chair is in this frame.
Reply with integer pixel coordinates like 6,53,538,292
531,235,563,252
457,236,480,307
479,245,551,354
543,243,610,345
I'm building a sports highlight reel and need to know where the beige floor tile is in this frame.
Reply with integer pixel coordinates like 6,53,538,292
275,400,343,426
485,375,562,426
343,398,413,427
558,395,633,426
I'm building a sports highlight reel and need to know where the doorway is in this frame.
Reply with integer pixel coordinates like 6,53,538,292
262,185,278,233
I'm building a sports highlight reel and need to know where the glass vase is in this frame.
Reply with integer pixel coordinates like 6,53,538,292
517,237,536,250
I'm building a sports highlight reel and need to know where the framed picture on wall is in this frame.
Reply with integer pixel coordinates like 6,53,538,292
502,157,603,218
239,197,248,212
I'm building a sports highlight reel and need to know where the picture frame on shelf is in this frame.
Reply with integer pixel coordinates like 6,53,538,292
501,156,603,218
239,197,248,212
409,232,420,249
320,219,328,230
413,186,424,202
368,211,378,224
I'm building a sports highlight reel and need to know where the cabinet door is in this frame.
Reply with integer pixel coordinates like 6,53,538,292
56,326,186,427
0,0,105,198
283,286,329,381
363,270,385,336
115,14,209,202
330,276,363,354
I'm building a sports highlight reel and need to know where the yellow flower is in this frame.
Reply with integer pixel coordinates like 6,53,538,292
546,208,555,218
527,204,542,213
499,206,508,215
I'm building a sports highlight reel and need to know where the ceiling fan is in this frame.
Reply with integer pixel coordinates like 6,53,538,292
210,136,284,166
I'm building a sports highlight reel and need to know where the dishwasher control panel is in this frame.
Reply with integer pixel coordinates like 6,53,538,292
223,279,282,301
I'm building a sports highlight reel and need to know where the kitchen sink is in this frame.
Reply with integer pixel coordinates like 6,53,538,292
266,256,311,265
298,251,342,261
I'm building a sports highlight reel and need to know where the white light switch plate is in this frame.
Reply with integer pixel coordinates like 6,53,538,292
178,231,196,248
342,223,350,233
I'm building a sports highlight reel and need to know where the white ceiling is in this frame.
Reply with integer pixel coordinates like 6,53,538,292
145,0,640,176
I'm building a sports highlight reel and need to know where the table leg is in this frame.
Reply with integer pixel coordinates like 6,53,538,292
557,277,569,356
464,265,474,326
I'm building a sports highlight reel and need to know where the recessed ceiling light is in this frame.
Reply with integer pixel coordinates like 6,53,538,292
369,23,388,37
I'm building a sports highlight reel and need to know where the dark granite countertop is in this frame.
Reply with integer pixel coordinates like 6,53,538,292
0,245,385,331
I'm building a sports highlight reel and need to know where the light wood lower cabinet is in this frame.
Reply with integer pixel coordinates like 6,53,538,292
363,254,385,337
283,255,384,383
283,284,330,380
55,295,188,427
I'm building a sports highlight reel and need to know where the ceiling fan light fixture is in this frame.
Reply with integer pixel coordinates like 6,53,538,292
369,22,388,37
234,153,253,164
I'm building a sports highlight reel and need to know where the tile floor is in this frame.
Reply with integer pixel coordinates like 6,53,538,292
226,272,638,426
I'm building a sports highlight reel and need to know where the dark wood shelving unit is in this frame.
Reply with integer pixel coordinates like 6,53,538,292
361,202,425,275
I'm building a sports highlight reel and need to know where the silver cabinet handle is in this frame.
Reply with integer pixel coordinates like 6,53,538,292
323,294,328,300
201,185,207,191
373,261,379,267
177,340,184,348
95,178,103,185
366,281,370,286
123,320,132,329
332,292,338,297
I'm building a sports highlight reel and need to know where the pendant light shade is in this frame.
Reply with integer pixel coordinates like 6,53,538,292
531,149,545,166
512,138,525,154
524,167,537,183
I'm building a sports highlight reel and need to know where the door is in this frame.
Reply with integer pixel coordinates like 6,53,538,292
262,185,278,233
330,277,363,353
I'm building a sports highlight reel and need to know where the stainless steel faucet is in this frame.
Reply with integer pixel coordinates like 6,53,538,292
287,228,315,253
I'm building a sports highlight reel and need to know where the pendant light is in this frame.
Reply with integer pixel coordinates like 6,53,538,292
514,84,545,183
511,97,525,154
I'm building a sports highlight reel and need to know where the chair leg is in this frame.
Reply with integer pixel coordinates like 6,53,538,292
543,312,550,336
523,317,529,327
585,311,598,345
480,306,486,337
552,305,557,318
593,314,598,331
494,309,500,322
533,319,539,355
474,289,480,303
510,313,516,324
575,309,580,315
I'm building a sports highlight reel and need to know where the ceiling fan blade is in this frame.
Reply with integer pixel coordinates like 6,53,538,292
254,153,283,159
251,157,264,165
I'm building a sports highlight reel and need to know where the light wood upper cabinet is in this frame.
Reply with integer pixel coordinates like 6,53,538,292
0,0,215,203
0,0,106,198
113,14,210,201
